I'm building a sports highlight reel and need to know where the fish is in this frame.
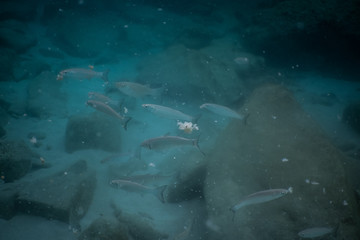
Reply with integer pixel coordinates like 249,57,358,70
110,179,167,203
86,99,131,130
88,92,118,106
230,187,293,219
298,227,333,238
200,103,244,119
141,135,205,156
57,68,109,82
115,81,162,98
142,104,200,123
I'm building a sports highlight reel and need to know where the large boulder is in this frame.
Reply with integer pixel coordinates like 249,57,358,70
204,84,360,239
0,19,37,53
26,71,67,119
137,44,245,105
16,160,96,231
65,113,122,153
0,140,39,183
78,217,129,240
343,102,360,135
46,10,127,58
240,0,360,79
0,48,16,81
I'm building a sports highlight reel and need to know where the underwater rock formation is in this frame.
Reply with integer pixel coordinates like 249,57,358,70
343,102,360,135
78,217,129,240
65,112,123,153
26,71,67,119
0,19,37,53
240,0,360,79
137,44,245,105
204,84,360,239
165,160,206,203
0,140,39,183
16,160,96,230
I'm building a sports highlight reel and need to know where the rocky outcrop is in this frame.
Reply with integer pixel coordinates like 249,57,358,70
78,217,129,240
137,44,245,105
65,113,123,153
343,102,360,135
26,71,67,119
204,84,360,239
0,19,37,53
240,0,360,79
0,140,39,183
15,160,96,230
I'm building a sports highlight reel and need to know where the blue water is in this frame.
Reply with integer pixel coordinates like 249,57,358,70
1,1,360,239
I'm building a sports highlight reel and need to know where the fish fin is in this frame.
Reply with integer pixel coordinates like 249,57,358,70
102,69,110,82
192,114,202,124
154,185,167,203
193,135,205,156
122,116,132,130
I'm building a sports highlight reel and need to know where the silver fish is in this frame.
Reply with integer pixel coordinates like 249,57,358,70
110,179,167,203
142,104,200,122
57,68,109,81
298,227,333,238
200,103,244,119
86,99,131,130
88,92,118,106
141,135,205,155
230,187,293,213
115,81,162,98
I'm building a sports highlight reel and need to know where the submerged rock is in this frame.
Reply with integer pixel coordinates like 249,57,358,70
26,71,67,119
0,19,37,53
112,203,168,240
343,102,360,135
165,155,206,203
65,113,122,153
204,84,360,239
16,160,96,229
79,217,129,240
137,44,245,105
0,140,39,183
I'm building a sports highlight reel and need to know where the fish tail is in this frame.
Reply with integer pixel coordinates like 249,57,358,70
102,69,110,82
154,185,167,203
192,114,202,124
193,135,205,156
122,116,132,130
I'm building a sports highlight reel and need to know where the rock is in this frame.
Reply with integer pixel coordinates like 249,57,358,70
164,154,206,203
204,84,360,239
241,0,360,79
26,71,67,119
0,127,5,138
46,11,126,58
27,131,47,140
0,140,39,183
112,204,168,240
16,160,96,229
12,58,51,81
38,47,64,59
343,102,360,135
0,48,16,81
79,217,129,240
65,113,123,153
137,44,245,105
0,20,37,53
0,183,22,220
